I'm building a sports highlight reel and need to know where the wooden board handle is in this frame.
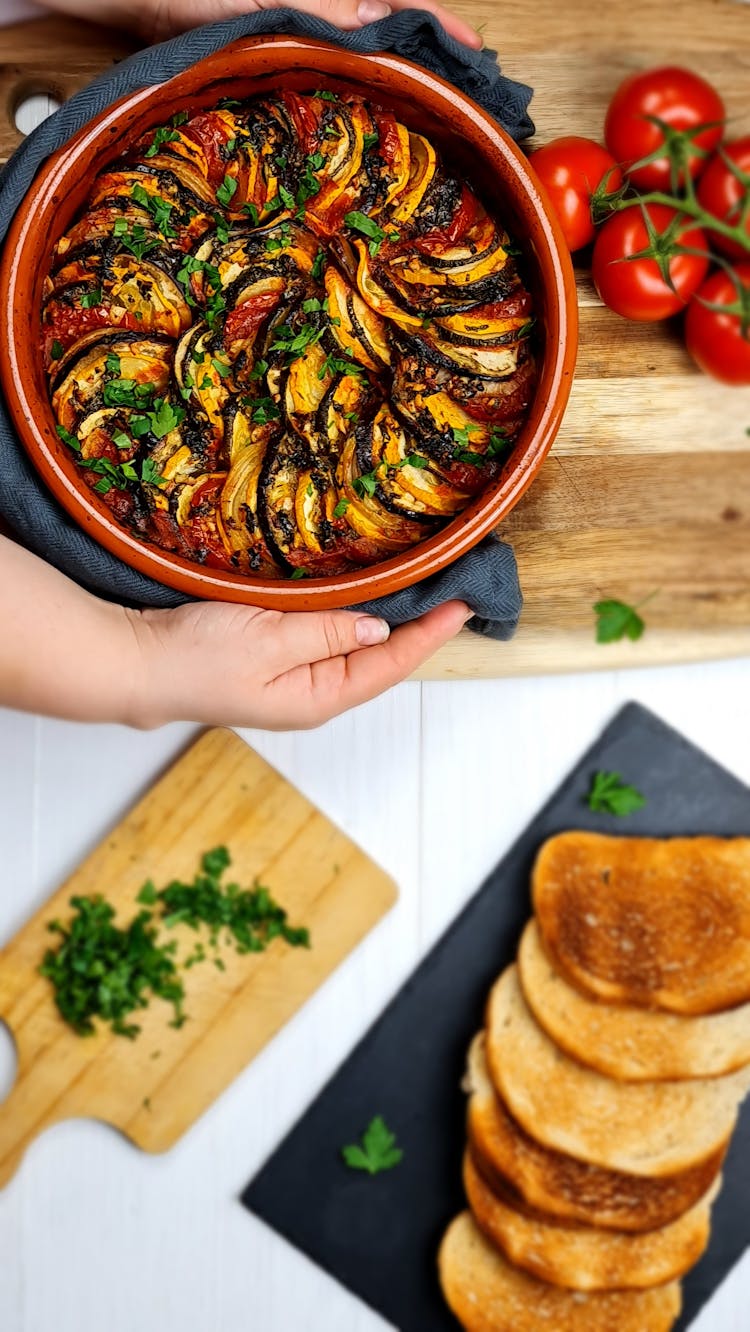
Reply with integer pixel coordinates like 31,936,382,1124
0,1046,71,1187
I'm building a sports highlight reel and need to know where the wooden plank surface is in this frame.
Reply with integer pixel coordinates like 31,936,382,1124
0,727,396,1186
1,5,749,678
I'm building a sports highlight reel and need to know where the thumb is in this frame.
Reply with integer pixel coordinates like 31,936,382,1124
269,606,392,668
256,0,392,28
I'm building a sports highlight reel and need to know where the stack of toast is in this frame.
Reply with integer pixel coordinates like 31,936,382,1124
440,831,750,1330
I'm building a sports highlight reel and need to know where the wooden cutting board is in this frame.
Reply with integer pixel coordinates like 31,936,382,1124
0,728,397,1187
2,0,750,678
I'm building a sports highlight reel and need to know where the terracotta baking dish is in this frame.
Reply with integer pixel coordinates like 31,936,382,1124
0,35,578,609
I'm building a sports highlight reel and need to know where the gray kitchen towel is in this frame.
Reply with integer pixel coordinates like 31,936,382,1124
0,8,533,640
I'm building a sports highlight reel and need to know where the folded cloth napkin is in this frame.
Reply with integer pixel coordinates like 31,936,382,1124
0,8,533,640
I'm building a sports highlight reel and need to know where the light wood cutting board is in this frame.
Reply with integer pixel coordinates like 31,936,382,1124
1,0,749,678
0,728,397,1187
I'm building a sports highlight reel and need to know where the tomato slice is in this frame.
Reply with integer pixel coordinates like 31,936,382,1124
372,109,401,167
223,291,282,344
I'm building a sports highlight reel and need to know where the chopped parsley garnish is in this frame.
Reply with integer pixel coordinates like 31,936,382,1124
39,896,185,1039
243,201,260,226
265,222,293,253
363,131,379,152
318,351,364,381
311,249,326,280
144,126,180,158
131,183,176,238
51,339,64,361
353,470,378,498
342,1116,404,1176
39,847,309,1040
140,458,166,487
251,396,281,425
216,173,239,208
171,110,189,127
137,846,310,956
80,288,102,310
211,356,232,378
269,320,325,358
586,771,647,817
105,352,121,376
334,498,350,517
279,184,296,211
344,211,399,256
112,217,161,261
594,597,648,644
103,378,156,410
214,213,230,245
56,423,81,452
113,430,131,450
250,358,269,380
488,427,510,456
314,90,338,102
131,398,186,440
274,153,288,169
290,569,308,579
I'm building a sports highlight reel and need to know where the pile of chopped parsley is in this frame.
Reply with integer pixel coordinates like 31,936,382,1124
40,847,310,1039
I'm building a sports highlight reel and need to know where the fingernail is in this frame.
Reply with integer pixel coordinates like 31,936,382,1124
358,0,392,22
462,607,475,624
355,615,391,646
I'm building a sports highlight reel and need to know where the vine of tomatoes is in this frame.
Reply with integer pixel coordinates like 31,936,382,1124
528,66,750,385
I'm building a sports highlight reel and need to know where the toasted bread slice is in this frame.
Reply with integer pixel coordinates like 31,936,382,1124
466,1034,727,1232
486,967,750,1175
464,1150,716,1292
439,1213,682,1332
519,920,750,1081
532,832,750,1015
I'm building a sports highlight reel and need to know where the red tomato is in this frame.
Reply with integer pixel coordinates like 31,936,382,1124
696,137,750,260
528,136,623,251
223,291,281,344
591,203,710,321
371,109,401,167
604,66,725,189
685,264,750,385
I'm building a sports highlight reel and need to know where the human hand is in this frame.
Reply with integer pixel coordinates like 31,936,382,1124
126,598,471,729
42,0,482,51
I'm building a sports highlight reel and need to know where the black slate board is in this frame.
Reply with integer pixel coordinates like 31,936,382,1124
243,702,750,1331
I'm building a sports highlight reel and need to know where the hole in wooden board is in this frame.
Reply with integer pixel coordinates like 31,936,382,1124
0,1021,18,1103
14,90,61,136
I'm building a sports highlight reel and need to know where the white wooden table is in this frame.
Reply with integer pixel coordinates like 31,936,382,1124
1,46,749,1332
2,660,750,1332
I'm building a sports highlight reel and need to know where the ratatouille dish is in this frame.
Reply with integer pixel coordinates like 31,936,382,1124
43,91,537,578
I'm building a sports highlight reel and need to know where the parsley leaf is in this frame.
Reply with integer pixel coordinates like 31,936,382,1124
586,771,647,817
39,897,185,1039
344,211,397,257
342,1116,404,1176
333,498,350,517
216,174,238,208
51,339,64,361
144,126,180,158
56,423,81,452
363,131,379,152
131,183,176,238
80,288,102,310
311,249,326,280
594,598,648,644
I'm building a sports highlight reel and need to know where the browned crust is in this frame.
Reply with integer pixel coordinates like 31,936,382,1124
438,1213,683,1332
532,832,750,1015
468,1058,727,1233
463,1151,712,1292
